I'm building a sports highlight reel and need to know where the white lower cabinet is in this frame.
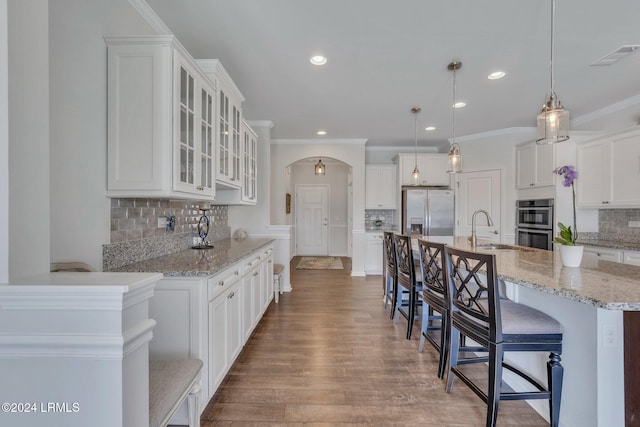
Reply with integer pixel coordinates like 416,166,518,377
149,243,274,422
582,246,622,264
623,250,640,266
365,233,384,275
582,246,640,266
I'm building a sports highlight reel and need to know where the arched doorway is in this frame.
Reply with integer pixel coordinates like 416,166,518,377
287,157,351,257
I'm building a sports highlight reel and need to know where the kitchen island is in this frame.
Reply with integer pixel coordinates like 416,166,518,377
433,237,640,427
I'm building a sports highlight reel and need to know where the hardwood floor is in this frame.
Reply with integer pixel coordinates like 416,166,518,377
200,257,548,426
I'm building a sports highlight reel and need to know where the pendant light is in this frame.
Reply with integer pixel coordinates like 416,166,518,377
447,61,463,173
536,0,569,144
314,158,325,175
410,107,421,185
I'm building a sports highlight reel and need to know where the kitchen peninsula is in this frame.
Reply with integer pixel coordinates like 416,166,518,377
110,237,275,424
441,236,640,427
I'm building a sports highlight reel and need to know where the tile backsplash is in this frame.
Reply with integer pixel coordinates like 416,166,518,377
596,209,640,243
365,209,397,229
104,198,230,270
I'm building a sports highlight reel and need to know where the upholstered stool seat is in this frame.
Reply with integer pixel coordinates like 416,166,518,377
149,358,203,427
444,246,564,427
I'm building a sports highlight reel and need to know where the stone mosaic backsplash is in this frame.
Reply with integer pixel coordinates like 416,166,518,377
596,209,640,243
365,209,398,230
104,198,230,270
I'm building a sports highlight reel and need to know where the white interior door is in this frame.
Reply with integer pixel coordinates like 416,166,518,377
295,185,329,255
455,170,501,242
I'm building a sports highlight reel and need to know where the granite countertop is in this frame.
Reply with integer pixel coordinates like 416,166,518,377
425,237,640,311
111,237,274,277
578,239,640,252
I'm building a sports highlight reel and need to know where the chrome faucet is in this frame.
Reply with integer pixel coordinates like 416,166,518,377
471,209,494,248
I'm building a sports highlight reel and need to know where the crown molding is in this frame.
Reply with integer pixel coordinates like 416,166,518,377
272,138,367,145
246,120,274,129
127,0,172,35
572,94,640,128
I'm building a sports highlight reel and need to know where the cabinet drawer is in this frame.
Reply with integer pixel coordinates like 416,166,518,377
208,265,241,301
242,253,262,275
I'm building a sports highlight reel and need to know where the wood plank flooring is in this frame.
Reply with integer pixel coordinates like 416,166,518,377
200,257,548,426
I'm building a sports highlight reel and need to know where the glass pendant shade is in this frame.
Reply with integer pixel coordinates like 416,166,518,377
412,166,420,185
536,0,569,144
536,93,570,144
314,158,325,175
410,107,421,185
447,143,462,173
447,61,463,173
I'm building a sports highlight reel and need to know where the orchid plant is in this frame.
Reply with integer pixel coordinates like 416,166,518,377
553,165,578,246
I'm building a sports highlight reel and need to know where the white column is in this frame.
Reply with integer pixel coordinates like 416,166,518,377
0,272,161,427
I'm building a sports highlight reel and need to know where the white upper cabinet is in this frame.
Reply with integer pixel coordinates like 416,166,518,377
397,153,450,187
516,141,554,189
106,36,216,199
241,121,258,203
577,126,640,208
365,165,397,209
197,60,245,190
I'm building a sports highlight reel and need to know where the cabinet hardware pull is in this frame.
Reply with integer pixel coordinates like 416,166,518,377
197,186,204,191
228,291,234,299
234,271,239,275
218,281,224,286
253,272,259,277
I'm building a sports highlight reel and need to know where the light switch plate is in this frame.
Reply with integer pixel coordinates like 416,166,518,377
157,217,168,228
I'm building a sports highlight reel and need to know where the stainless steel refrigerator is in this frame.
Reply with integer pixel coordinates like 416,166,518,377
401,188,454,237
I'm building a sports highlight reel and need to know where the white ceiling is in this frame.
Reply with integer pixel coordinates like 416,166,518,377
146,0,640,149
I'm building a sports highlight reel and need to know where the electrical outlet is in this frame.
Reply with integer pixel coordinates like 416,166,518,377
628,221,640,228
602,324,617,348
157,217,168,228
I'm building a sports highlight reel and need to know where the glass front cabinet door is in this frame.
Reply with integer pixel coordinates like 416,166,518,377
173,52,216,198
242,121,257,203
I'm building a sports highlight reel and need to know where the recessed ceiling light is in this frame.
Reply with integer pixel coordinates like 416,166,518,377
425,126,436,131
453,102,466,109
488,71,506,80
317,130,327,135
310,55,327,66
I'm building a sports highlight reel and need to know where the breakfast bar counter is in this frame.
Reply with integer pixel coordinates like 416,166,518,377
422,236,640,427
443,237,640,310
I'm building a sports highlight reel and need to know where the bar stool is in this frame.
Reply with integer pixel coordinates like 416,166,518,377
416,239,448,379
383,231,397,314
392,234,422,340
273,263,284,303
443,246,564,427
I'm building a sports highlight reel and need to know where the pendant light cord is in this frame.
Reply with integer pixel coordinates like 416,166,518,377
452,66,457,148
550,0,556,96
414,111,418,167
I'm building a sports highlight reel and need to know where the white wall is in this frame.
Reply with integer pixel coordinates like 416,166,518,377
271,139,366,276
0,0,8,283
48,0,155,271
7,0,50,280
291,160,349,256
454,128,535,243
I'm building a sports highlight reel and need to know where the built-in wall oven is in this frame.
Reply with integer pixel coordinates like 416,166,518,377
515,199,554,250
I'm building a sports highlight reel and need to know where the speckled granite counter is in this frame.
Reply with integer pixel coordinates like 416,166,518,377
439,237,640,311
578,239,640,251
110,238,274,277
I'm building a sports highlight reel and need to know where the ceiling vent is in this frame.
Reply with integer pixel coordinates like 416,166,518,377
590,45,640,66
